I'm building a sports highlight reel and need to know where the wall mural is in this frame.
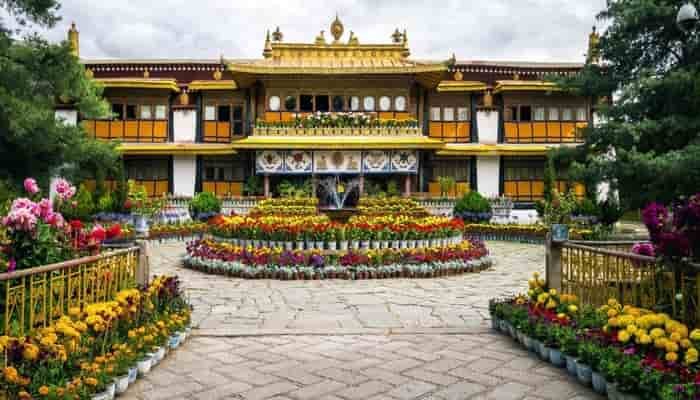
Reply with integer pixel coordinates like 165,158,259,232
256,150,418,174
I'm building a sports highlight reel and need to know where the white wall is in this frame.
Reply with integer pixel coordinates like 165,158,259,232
172,155,196,196
476,109,499,144
476,156,500,198
173,109,197,142
55,110,78,126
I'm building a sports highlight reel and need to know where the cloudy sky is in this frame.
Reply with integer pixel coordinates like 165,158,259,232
22,0,606,62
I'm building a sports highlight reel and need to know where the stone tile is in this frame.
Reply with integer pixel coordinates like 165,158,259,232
378,357,424,373
360,367,411,385
316,367,370,385
273,368,323,385
403,367,459,386
478,382,532,400
434,381,487,400
241,381,299,400
190,381,253,400
463,357,503,374
288,380,347,399
335,380,392,400
387,381,437,399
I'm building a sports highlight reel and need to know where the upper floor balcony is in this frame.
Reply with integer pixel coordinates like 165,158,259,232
83,103,169,143
252,111,422,137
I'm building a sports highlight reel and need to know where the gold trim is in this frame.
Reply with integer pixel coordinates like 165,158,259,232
188,80,238,91
232,136,445,150
96,78,180,92
227,63,447,75
117,143,236,155
436,81,488,93
435,143,578,156
493,80,561,93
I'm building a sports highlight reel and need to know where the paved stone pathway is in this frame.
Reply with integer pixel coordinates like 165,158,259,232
122,241,602,400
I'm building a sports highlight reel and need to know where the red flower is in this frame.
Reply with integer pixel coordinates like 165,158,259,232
69,220,83,230
90,226,106,242
106,224,122,239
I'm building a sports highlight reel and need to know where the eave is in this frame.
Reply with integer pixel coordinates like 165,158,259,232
188,80,238,91
96,78,180,92
117,143,236,156
231,136,445,150
436,81,488,93
435,143,579,157
493,80,561,94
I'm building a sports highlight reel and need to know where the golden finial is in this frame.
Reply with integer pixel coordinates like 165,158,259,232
213,69,222,81
179,90,189,106
68,22,79,57
272,26,283,42
483,89,494,108
143,68,150,78
513,72,520,80
330,14,344,43
315,30,327,45
348,31,359,45
403,29,408,44
391,28,402,44
453,70,463,81
84,68,94,79
263,30,273,58
587,25,601,64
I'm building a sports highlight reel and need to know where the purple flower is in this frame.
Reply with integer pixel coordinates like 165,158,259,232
623,347,637,356
310,254,325,268
657,231,691,258
23,178,39,195
7,259,16,273
631,242,655,257
642,202,669,238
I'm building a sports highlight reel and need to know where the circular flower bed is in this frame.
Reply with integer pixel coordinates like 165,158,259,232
182,238,491,280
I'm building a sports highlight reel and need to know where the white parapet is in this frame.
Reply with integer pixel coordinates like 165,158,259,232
173,108,197,142
476,108,499,144
172,155,196,197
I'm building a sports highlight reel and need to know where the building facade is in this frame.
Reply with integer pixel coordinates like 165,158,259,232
59,18,595,220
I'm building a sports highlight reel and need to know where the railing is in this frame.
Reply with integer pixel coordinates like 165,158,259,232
547,239,700,326
222,197,262,215
503,121,586,143
252,126,421,136
428,121,472,143
413,197,456,217
0,246,142,336
82,119,169,142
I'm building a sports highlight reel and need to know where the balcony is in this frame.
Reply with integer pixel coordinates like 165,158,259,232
503,121,586,144
428,121,471,143
83,120,169,143
252,126,422,137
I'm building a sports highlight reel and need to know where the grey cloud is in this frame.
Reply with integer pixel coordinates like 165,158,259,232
21,0,607,61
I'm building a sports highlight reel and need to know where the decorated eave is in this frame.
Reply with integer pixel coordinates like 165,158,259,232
436,80,488,93
95,78,180,92
188,80,238,91
231,135,445,150
435,143,579,157
493,80,561,93
227,17,448,88
117,143,236,156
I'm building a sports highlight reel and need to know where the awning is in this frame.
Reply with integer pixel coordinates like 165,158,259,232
117,143,236,156
95,78,180,92
232,135,445,150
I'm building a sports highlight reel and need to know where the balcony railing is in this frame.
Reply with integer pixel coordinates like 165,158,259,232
252,126,422,136
83,119,169,142
428,121,472,143
503,121,586,144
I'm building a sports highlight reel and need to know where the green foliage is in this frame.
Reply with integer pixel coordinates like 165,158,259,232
111,161,128,213
96,191,114,213
243,175,262,196
190,192,221,215
437,176,456,198
543,191,577,225
556,0,700,209
386,180,400,197
543,155,557,203
277,179,312,198
573,197,599,216
597,197,625,227
0,2,119,191
454,191,492,214
127,180,162,217
58,183,94,221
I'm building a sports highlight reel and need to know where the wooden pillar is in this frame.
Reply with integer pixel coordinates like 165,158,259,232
263,175,271,198
359,175,365,196
403,175,411,197
545,234,563,292
136,240,150,286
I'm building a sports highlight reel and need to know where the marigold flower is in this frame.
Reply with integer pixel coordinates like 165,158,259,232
666,352,679,362
618,331,631,343
39,385,50,396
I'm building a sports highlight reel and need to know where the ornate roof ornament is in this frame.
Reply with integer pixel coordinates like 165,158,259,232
348,31,359,45
68,22,79,57
272,26,283,42
391,28,402,44
263,30,273,58
213,69,222,81
84,68,94,79
587,25,601,64
315,30,327,45
453,70,463,81
143,68,150,78
330,14,344,43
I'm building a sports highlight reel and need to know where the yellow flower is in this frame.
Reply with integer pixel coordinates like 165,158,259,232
666,352,678,362
650,328,665,339
568,305,578,314
607,309,618,318
655,338,668,350
639,334,652,345
681,339,692,349
618,330,631,343
85,377,98,386
626,325,638,335
545,299,557,309
3,366,19,383
690,329,700,341
666,341,679,353
549,289,557,296
39,385,50,396
22,343,39,361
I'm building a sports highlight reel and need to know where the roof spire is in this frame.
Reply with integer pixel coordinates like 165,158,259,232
272,26,283,42
263,30,273,58
587,25,601,64
68,22,79,57
330,14,344,43
391,28,402,44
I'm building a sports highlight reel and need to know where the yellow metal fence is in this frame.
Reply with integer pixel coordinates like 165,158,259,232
552,241,700,326
0,247,140,336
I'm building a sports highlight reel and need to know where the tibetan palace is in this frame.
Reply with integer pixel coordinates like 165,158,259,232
59,17,597,220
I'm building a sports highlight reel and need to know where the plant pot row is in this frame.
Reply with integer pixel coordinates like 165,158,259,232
211,236,464,251
491,318,637,400
182,256,493,281
91,327,191,400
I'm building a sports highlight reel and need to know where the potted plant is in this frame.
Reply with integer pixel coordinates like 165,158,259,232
327,227,338,251
338,227,348,251
544,190,575,242
127,180,163,238
548,325,567,367
575,341,597,386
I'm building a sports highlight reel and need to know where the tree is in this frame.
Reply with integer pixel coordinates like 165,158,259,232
557,0,700,210
0,0,119,192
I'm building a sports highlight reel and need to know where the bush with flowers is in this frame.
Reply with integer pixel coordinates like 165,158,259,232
490,272,700,399
0,275,191,399
641,194,700,263
183,238,491,280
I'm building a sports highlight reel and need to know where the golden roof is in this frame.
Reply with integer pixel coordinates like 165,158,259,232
436,143,577,156
95,78,180,92
187,80,238,91
231,135,445,150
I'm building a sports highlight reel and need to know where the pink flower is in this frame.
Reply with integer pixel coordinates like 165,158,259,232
36,199,53,219
7,259,16,273
23,178,39,195
2,206,37,232
54,178,76,202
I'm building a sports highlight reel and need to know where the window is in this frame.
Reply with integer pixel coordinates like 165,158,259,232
577,107,587,121
350,96,360,111
432,159,470,182
204,106,216,121
332,96,344,112
268,96,281,111
315,95,330,112
443,107,455,121
430,107,441,121
363,96,375,111
284,96,297,111
155,105,167,120
506,106,518,121
562,108,573,121
519,106,532,122
502,157,546,202
232,106,243,135
217,105,231,122
379,96,391,111
111,104,124,120
300,95,314,112
534,107,546,121
201,157,246,183
549,107,560,121
126,105,137,120
395,96,407,112
125,158,169,181
140,105,152,120
457,107,469,121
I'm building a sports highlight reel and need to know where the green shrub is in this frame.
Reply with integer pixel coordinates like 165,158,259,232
243,176,262,196
573,197,599,216
60,184,95,221
97,192,115,213
190,192,222,216
454,191,492,214
386,180,400,197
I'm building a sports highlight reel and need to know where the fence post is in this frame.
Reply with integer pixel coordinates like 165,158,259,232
545,233,563,292
136,240,150,286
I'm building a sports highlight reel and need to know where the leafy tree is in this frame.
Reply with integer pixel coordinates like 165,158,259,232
0,0,118,190
556,0,700,210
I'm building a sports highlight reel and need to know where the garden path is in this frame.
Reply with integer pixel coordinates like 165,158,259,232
122,241,602,400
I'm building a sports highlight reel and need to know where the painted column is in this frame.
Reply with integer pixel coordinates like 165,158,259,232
403,175,411,197
476,156,500,198
172,155,197,196
264,175,271,198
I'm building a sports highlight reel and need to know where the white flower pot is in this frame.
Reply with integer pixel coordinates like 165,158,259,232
137,357,152,376
285,242,294,251
328,242,338,251
400,240,408,249
306,241,314,250
155,347,165,362
408,240,416,248
371,241,380,249
127,366,138,384
315,241,324,250
380,241,389,249
296,241,305,250
359,240,368,250
115,375,129,395
391,240,400,249
339,241,349,251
